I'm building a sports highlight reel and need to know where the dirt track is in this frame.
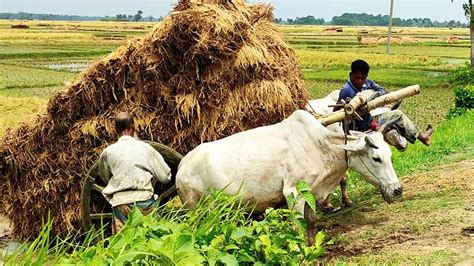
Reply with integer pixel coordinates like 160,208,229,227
323,159,474,264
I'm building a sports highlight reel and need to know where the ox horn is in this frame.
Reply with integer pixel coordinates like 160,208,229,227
365,135,379,149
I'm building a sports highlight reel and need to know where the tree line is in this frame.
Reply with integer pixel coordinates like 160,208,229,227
0,11,162,22
276,13,467,28
0,11,467,28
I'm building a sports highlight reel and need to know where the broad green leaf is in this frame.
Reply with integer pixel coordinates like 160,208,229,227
237,250,256,263
127,207,144,228
315,231,325,248
223,224,236,241
230,228,251,241
206,248,220,266
216,253,239,266
296,180,317,213
296,180,311,193
210,235,225,248
287,192,297,210
301,191,317,214
148,238,161,253
224,244,239,251
115,251,147,265
258,235,271,247
149,224,172,236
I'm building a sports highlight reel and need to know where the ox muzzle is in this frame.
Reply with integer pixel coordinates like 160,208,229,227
380,183,403,203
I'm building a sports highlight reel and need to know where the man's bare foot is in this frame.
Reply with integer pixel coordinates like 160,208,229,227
418,124,434,146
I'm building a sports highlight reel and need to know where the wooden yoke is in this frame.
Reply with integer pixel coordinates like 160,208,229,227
318,85,421,126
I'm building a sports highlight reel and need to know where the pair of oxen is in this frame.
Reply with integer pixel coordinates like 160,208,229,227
176,89,408,244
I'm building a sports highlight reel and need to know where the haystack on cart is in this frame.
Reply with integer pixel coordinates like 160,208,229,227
80,85,421,231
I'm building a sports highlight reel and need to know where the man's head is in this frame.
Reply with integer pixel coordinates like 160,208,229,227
349,59,370,90
115,112,134,137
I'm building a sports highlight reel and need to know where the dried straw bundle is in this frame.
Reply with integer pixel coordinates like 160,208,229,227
0,0,308,240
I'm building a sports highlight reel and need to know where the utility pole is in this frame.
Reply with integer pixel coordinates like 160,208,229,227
386,0,394,54
470,0,473,67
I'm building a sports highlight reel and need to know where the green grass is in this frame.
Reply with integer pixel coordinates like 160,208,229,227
303,68,448,87
327,44,470,59
0,63,77,91
393,110,474,176
295,49,442,69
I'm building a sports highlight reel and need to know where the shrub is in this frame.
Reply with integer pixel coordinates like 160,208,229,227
448,63,474,85
5,190,328,265
446,86,474,119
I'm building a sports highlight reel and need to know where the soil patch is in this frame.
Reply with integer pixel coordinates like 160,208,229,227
323,160,474,264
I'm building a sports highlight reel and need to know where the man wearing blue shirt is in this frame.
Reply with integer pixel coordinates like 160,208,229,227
337,59,433,146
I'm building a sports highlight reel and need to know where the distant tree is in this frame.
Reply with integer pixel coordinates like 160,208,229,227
134,10,143,22
332,15,353,25
287,15,325,25
392,17,403,26
421,18,433,27
146,16,156,22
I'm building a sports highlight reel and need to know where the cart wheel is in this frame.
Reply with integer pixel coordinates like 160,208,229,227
80,141,184,231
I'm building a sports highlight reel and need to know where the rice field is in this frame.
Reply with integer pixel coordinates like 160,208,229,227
0,20,468,133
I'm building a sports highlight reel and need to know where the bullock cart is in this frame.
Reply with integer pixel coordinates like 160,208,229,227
80,85,420,231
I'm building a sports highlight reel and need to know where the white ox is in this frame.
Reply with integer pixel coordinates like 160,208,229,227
305,90,407,209
176,110,403,243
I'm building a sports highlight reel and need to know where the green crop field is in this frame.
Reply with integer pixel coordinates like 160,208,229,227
1,20,473,264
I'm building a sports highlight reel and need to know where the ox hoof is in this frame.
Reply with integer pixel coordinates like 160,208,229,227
322,206,342,213
343,201,355,208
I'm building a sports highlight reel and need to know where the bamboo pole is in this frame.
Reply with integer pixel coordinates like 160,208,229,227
319,85,420,126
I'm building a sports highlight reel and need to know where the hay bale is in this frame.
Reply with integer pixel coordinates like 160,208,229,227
444,36,459,44
323,27,343,33
10,24,29,29
359,36,418,45
0,0,308,240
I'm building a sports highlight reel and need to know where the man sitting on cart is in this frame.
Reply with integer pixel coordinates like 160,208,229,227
336,59,434,147
98,112,171,233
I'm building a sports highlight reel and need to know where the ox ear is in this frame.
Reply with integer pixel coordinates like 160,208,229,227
335,143,364,152
365,135,379,149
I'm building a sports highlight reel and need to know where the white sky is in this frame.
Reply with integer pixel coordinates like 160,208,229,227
0,0,468,22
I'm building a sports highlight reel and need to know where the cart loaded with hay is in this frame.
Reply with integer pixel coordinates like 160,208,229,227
0,0,420,240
